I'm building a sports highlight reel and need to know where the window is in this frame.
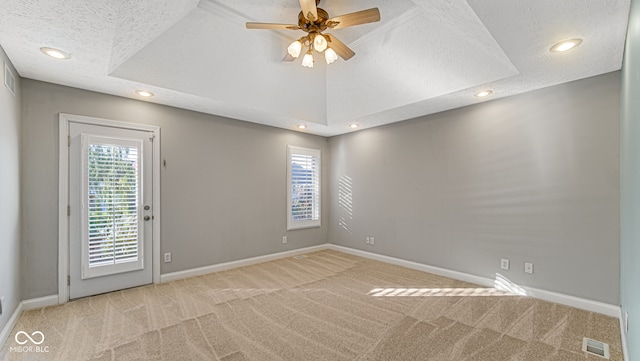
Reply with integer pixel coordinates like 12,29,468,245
287,145,321,230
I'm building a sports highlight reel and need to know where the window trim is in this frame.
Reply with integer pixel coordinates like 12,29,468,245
287,145,321,230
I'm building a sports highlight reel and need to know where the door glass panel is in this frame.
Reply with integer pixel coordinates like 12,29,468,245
88,143,139,266
82,135,144,279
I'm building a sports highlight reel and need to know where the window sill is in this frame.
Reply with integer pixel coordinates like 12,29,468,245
287,223,321,231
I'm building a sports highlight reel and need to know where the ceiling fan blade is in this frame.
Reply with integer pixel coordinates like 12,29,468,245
299,0,318,21
246,22,300,30
326,8,380,29
326,34,355,60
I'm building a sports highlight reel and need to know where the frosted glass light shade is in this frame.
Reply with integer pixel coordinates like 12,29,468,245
302,52,314,68
313,34,327,52
287,41,302,58
325,48,338,64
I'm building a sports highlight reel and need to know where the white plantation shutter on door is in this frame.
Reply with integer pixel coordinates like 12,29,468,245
81,135,144,279
287,146,321,230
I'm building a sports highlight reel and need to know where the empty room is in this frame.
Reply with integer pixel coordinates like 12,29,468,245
0,0,639,360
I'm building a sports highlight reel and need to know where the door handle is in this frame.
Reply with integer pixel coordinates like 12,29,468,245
144,216,151,221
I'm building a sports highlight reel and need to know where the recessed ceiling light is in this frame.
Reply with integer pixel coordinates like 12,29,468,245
297,124,307,129
475,90,493,98
135,90,154,97
349,123,360,129
40,47,70,60
550,38,583,53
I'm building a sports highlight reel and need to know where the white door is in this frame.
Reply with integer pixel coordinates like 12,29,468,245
68,122,154,299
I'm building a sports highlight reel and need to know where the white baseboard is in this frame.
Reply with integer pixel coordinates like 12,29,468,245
160,244,329,283
22,295,59,311
0,301,23,351
327,244,619,318
328,244,496,287
620,307,629,361
522,286,618,317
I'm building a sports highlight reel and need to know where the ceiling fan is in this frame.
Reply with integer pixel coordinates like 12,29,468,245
246,0,380,67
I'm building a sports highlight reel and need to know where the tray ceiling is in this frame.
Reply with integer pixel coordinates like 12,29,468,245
0,0,630,136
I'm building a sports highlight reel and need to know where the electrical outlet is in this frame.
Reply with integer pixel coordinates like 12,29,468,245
500,258,510,270
524,262,534,274
164,253,172,263
282,236,287,244
365,237,370,244
369,237,375,245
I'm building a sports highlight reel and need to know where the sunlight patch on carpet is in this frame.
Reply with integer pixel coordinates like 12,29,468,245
367,287,518,297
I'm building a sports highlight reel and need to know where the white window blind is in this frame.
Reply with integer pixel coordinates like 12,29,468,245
287,145,321,230
81,135,144,279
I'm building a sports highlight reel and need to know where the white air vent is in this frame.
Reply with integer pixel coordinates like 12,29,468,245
293,255,308,259
582,337,610,359
4,63,15,96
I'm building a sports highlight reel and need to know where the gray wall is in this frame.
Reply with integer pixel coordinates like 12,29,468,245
329,72,621,305
20,80,329,299
16,70,624,307
0,46,21,332
621,0,640,356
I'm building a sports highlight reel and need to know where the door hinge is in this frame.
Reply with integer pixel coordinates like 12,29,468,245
67,205,71,216
67,275,70,286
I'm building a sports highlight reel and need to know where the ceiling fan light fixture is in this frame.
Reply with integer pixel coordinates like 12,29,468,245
313,33,327,52
302,51,314,68
245,4,380,67
287,40,303,58
325,47,338,64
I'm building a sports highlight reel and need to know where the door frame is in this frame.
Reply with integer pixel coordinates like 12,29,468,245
58,113,161,304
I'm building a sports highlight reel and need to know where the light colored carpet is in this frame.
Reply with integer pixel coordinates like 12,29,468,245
1,250,623,360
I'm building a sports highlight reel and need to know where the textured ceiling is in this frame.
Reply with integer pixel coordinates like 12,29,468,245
0,0,630,136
